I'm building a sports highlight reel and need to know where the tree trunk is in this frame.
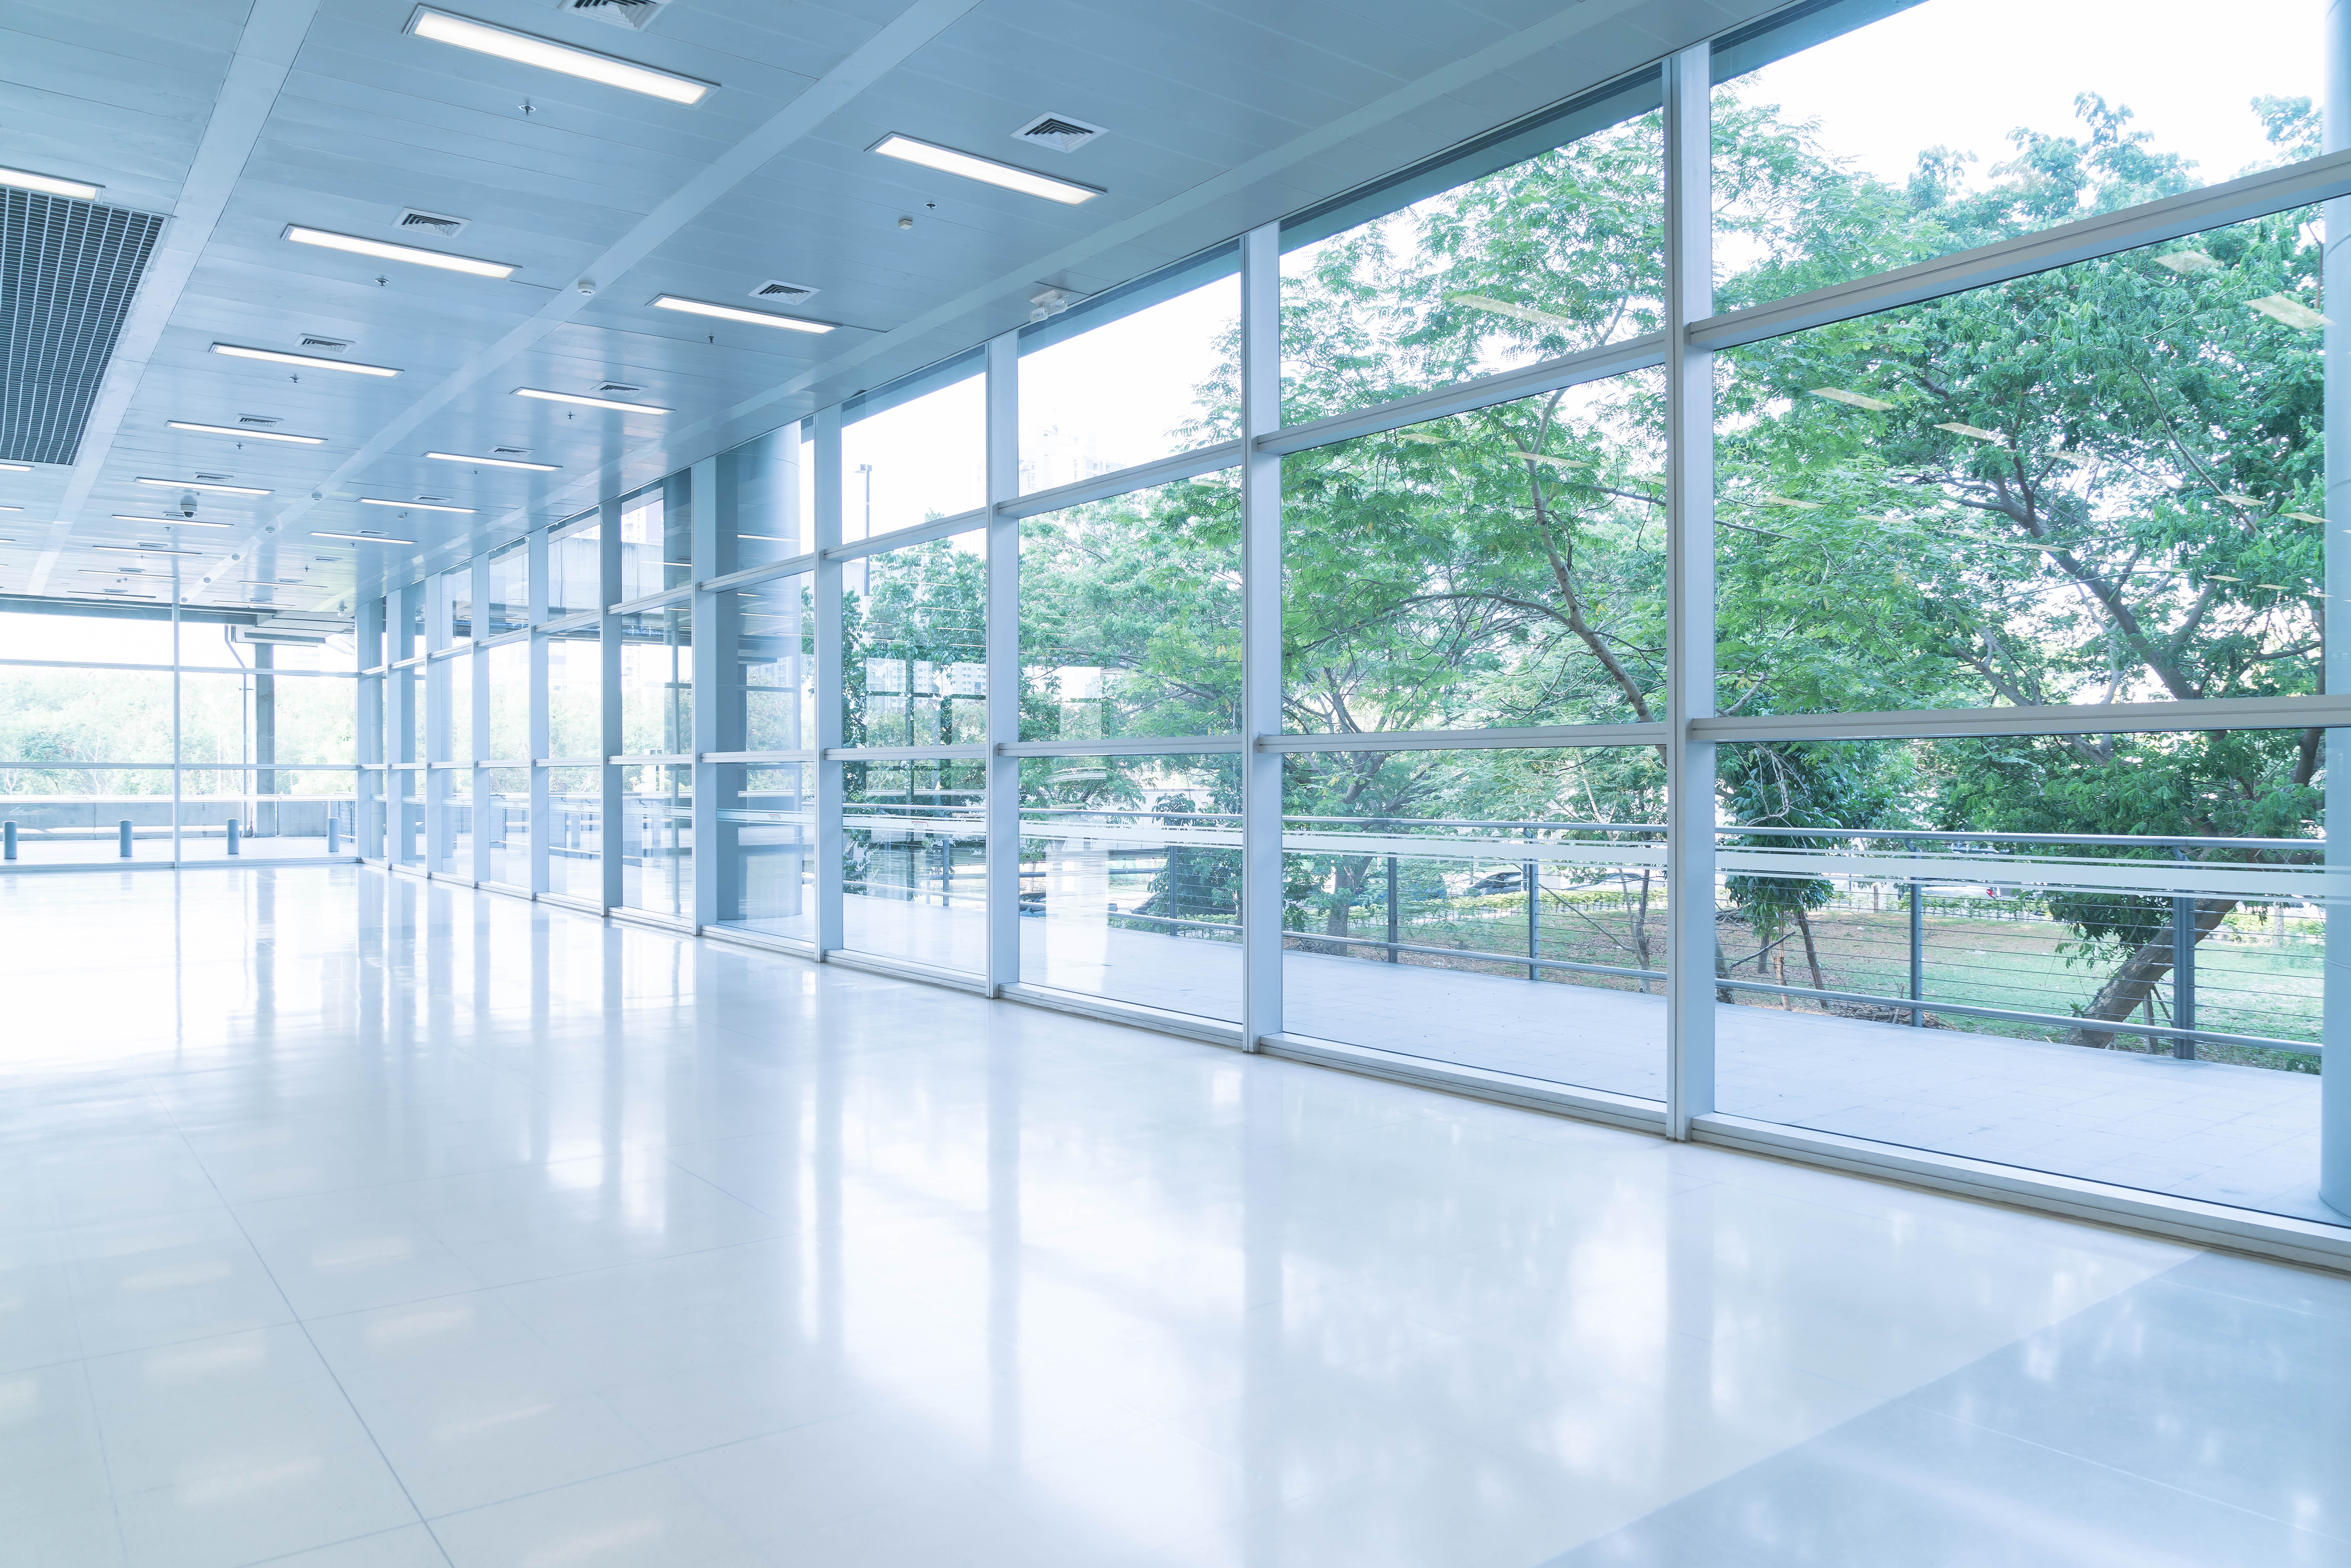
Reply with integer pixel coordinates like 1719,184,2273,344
1320,855,1370,957
1631,870,1653,994
1792,905,1826,994
1713,934,1735,1003
2065,898,2236,1048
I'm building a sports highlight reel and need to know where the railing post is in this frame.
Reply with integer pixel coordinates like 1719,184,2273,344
326,816,339,855
118,819,132,858
1523,823,1538,981
1909,880,1924,1026
1386,852,1399,963
2,820,13,861
226,819,240,856
2172,846,2196,1059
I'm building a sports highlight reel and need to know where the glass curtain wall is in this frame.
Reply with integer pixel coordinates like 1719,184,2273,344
2,605,359,864
343,0,2351,1242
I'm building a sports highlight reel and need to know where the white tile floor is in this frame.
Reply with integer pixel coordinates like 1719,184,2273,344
1,867,2346,1566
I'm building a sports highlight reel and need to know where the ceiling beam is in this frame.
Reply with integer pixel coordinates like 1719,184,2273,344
27,0,323,596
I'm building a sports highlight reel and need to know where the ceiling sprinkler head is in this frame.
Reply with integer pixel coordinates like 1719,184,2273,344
897,215,913,230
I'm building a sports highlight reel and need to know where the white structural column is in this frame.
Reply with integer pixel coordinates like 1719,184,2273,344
1664,43,1717,1139
357,597,383,857
690,456,722,931
527,527,551,894
2324,0,2351,1217
597,496,625,911
469,552,491,884
1239,220,1284,1052
985,331,1022,993
814,407,846,954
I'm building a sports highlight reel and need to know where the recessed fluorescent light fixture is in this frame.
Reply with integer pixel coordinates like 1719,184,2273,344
0,164,100,200
0,462,30,472
406,9,714,105
313,531,416,544
360,497,475,514
514,387,670,414
168,420,326,445
114,514,232,529
214,343,401,377
137,477,270,496
0,505,19,513
650,295,834,333
868,133,1100,204
426,450,557,471
94,544,204,557
283,224,515,279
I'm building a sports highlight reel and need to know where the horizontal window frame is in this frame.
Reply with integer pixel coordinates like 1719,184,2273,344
1693,695,2351,743
1260,333,1666,457
824,507,989,564
1263,722,1668,753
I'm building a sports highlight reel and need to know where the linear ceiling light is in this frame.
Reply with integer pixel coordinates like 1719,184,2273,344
360,497,476,514
168,420,326,445
71,590,159,599
114,514,231,528
0,165,100,200
0,505,20,513
406,9,714,105
868,133,1099,204
313,531,417,544
214,343,401,377
0,462,30,472
650,295,834,333
514,387,670,414
426,450,557,471
94,544,204,556
137,477,269,496
283,224,515,279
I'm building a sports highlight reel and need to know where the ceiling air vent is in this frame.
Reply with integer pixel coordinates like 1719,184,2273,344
752,279,818,304
194,472,234,482
552,0,671,28
237,415,281,427
596,381,641,394
1012,112,1105,154
491,445,531,457
395,208,469,239
299,335,350,353
0,188,166,465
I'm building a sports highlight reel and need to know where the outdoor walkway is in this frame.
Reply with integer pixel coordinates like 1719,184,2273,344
834,900,2337,1228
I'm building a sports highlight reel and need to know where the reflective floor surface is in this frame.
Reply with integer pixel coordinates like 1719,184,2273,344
2,867,2346,1567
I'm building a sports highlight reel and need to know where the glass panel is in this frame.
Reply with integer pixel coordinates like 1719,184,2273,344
1281,744,1668,1099
358,771,383,858
1281,77,1661,418
1019,264,1239,491
839,371,984,543
267,672,358,768
719,578,813,753
546,624,602,759
362,598,386,669
545,766,601,900
1018,753,1240,1021
719,423,808,573
619,762,691,918
0,770,174,863
617,601,691,756
1019,471,1240,742
486,641,528,761
431,767,471,876
436,654,473,764
1715,0,2321,309
1283,372,1665,733
438,565,473,645
618,484,688,600
547,514,602,621
0,605,177,664
482,767,530,887
0,663,176,762
387,666,417,764
1717,213,2322,716
486,540,528,634
391,769,423,865
711,761,812,941
174,770,353,858
842,757,985,972
1712,729,2333,1228
847,531,986,746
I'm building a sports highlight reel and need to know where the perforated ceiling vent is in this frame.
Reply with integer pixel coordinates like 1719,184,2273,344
596,381,641,394
752,279,818,304
552,0,671,28
0,188,164,465
299,335,350,353
1012,113,1105,153
396,208,468,239
238,415,281,427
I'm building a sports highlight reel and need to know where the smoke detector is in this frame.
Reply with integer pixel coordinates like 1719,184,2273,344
1012,112,1105,154
552,0,672,26
395,207,469,239
751,279,819,304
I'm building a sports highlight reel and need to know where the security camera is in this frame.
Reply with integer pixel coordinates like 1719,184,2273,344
178,491,199,518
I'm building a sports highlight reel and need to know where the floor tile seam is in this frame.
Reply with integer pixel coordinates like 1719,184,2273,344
1883,1392,2351,1546
143,1090,441,1547
64,1352,137,1566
